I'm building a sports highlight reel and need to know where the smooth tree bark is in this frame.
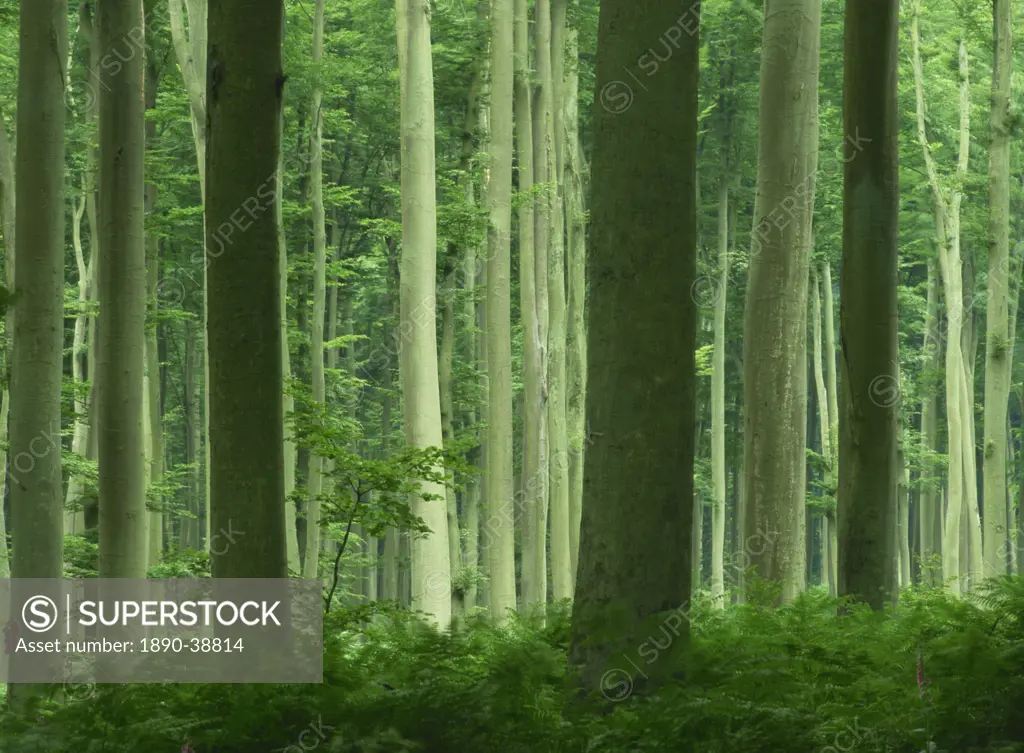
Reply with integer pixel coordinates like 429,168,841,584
205,0,288,578
919,260,941,585
810,268,830,586
10,0,67,587
546,0,571,604
303,0,327,579
912,0,973,595
396,0,452,625
711,60,733,608
981,0,1013,579
0,114,14,577
837,0,899,609
821,260,839,592
484,0,516,621
145,55,164,566
168,0,211,538
564,25,587,586
568,0,698,701
277,5,299,573
516,0,544,611
743,0,821,602
97,0,148,578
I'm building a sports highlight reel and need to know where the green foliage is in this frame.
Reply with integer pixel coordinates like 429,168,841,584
7,581,1024,752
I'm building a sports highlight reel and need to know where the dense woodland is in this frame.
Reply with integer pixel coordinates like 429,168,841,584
0,0,1022,750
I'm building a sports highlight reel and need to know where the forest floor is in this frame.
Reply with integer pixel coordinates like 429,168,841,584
1,579,1023,752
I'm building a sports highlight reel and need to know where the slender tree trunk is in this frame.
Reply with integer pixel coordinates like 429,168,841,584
810,269,831,586
821,261,839,594
206,0,287,578
711,61,732,608
898,445,911,587
544,0,571,604
744,0,820,602
396,0,452,625
982,0,1013,580
477,0,515,622
97,0,148,578
65,191,89,535
278,5,299,573
0,114,13,578
912,0,971,595
303,0,327,579
920,259,941,585
568,0,698,702
145,57,164,567
837,0,899,609
514,0,542,613
564,26,587,587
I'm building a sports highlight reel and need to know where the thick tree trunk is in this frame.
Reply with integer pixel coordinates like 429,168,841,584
396,0,452,625
568,0,698,702
9,0,67,698
97,0,148,578
837,0,899,609
206,0,287,578
743,0,820,602
981,0,1013,580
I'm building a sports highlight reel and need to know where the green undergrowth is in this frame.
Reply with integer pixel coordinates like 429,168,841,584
3,579,1024,752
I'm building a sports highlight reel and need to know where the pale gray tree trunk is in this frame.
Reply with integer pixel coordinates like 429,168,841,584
981,0,1013,579
303,0,327,579
564,26,587,587
396,0,452,624
483,0,516,621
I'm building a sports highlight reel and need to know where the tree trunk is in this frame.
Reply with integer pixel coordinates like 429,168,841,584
277,5,299,573
743,0,820,602
97,0,148,578
711,61,732,608
0,113,13,578
514,0,542,613
206,0,288,578
474,0,515,622
567,0,698,702
396,0,452,625
981,0,1013,580
920,259,941,585
145,57,164,567
837,0,899,609
564,26,587,588
545,0,571,604
810,269,830,587
302,0,327,579
912,0,972,595
9,0,67,698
